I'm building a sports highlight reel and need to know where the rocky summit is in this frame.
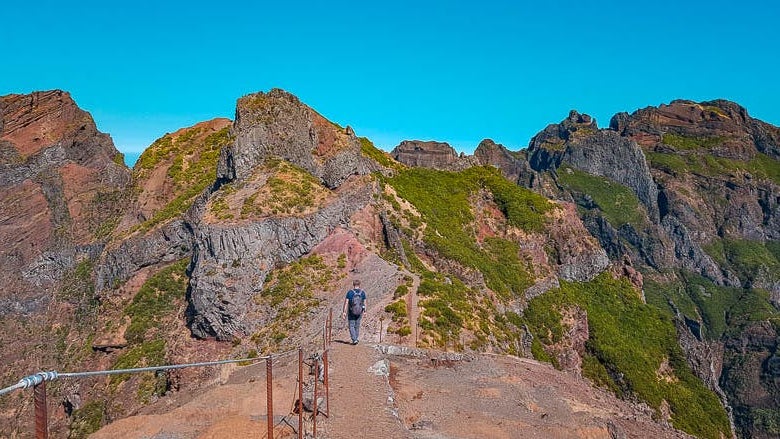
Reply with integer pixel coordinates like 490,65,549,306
1,89,779,439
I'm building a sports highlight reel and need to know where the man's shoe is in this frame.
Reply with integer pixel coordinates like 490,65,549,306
352,340,359,345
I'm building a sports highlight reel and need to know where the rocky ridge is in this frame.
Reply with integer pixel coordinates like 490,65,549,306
1,89,779,438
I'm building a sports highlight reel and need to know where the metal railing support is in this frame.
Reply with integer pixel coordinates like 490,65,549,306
266,355,273,439
313,357,319,438
323,350,329,418
327,308,333,345
34,381,47,439
298,348,303,439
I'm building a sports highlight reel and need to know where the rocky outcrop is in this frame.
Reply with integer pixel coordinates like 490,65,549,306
546,203,610,282
187,182,373,339
391,140,479,171
720,321,780,438
95,220,193,291
527,110,659,222
474,139,537,187
0,90,131,303
216,89,367,189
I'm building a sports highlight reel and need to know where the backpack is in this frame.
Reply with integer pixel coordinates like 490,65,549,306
349,289,365,316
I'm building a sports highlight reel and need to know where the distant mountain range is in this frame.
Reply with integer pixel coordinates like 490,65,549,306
1,88,779,438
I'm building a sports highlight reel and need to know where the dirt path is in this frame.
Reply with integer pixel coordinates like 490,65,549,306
407,273,421,348
319,339,411,438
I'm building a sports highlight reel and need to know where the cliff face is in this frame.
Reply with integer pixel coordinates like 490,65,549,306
3,89,779,438
393,98,780,437
217,89,367,188
506,100,780,438
0,90,131,309
391,140,479,171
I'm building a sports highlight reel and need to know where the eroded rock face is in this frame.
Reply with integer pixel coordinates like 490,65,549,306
391,140,479,171
187,182,373,339
546,203,609,282
0,90,131,305
474,139,537,187
95,220,193,292
217,88,367,189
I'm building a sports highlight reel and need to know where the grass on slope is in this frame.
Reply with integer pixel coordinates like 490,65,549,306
386,166,553,300
556,167,647,228
250,255,331,352
644,271,779,341
648,150,780,184
110,258,190,402
133,126,232,232
360,136,400,170
525,272,731,439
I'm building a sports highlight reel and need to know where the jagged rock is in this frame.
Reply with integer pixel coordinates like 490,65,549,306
661,215,739,286
96,220,193,291
546,203,609,282
187,182,373,340
546,306,589,375
391,140,478,171
379,210,409,269
0,90,131,302
474,138,537,187
216,88,368,189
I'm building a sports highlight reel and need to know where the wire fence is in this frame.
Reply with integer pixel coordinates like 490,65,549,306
0,309,336,439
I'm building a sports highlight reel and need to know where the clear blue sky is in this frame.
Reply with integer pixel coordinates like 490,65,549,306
3,0,779,165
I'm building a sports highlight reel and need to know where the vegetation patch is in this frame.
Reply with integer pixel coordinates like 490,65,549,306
89,189,128,240
239,159,330,218
360,137,400,169
524,272,730,439
557,167,647,228
721,239,780,284
645,272,779,340
109,339,166,387
68,399,105,439
743,408,780,436
123,258,190,344
387,166,551,299
59,259,97,319
134,126,232,231
661,133,726,150
647,150,780,184
251,255,332,351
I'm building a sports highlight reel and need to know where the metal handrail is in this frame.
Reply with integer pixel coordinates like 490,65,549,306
0,307,335,439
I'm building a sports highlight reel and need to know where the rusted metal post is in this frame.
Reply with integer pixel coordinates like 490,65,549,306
313,358,319,438
266,355,273,439
323,349,330,418
328,308,333,345
34,381,48,439
298,348,303,439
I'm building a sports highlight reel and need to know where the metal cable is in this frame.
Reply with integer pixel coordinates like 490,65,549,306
0,349,297,397
0,372,59,396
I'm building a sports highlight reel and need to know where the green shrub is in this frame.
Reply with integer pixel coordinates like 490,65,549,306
395,325,412,337
525,272,730,439
124,259,189,344
385,300,408,321
387,166,550,299
68,400,105,439
557,167,647,228
393,284,409,299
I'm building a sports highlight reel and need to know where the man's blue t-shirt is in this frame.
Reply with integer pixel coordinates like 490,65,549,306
346,289,366,319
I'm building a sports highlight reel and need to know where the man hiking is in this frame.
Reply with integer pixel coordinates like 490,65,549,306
341,279,366,345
